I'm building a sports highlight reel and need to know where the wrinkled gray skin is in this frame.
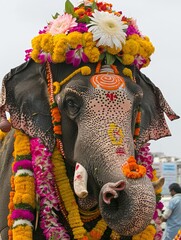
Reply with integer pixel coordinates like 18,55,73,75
0,60,179,239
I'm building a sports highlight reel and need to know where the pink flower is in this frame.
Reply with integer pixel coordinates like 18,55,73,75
38,52,52,63
153,209,158,220
136,143,154,179
66,45,89,67
30,138,69,239
11,209,34,221
69,23,88,33
13,160,33,172
24,49,32,61
46,13,78,35
154,230,163,240
157,201,164,211
134,55,146,69
126,19,141,36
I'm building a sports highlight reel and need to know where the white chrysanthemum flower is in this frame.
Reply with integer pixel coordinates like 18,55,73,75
88,10,127,49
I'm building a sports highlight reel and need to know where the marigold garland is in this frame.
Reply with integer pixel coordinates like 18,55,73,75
52,147,86,239
8,129,35,240
134,108,141,140
46,61,65,156
52,146,122,240
132,224,156,240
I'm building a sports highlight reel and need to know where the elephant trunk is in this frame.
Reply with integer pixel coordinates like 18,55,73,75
99,176,156,236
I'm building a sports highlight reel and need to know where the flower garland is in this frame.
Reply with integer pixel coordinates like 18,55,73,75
52,146,108,240
132,225,156,240
136,143,164,240
8,130,163,240
8,129,35,240
25,0,155,76
30,137,69,240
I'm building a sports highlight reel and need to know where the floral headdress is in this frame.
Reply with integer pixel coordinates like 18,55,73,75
25,0,155,74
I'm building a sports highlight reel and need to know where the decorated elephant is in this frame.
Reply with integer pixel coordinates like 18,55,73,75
0,0,179,240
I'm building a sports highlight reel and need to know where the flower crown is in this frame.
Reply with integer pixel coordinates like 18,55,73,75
25,0,155,71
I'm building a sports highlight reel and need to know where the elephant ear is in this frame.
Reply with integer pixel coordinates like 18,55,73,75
0,59,55,151
135,69,180,151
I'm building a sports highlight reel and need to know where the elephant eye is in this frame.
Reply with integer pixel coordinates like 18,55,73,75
64,95,81,118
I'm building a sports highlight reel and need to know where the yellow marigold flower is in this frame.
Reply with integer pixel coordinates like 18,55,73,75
122,53,134,65
142,58,151,68
145,42,155,56
83,32,96,47
53,36,68,52
30,49,41,63
22,194,35,208
13,225,33,239
31,35,42,50
128,34,140,41
139,46,148,58
13,192,35,208
51,53,66,63
84,47,100,63
40,33,53,53
67,31,83,48
138,38,154,57
106,46,121,55
14,130,30,156
51,37,68,63
133,224,156,240
75,7,85,15
123,67,133,80
14,176,34,185
53,33,67,44
151,169,162,193
13,193,22,204
122,39,140,56
152,169,158,182
144,36,150,41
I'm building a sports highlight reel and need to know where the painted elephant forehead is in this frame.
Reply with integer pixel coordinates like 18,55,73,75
88,88,133,118
90,74,125,91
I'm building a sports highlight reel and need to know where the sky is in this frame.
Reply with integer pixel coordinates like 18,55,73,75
0,0,181,157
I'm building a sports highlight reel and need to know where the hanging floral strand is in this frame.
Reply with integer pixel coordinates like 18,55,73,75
10,130,35,240
30,137,69,240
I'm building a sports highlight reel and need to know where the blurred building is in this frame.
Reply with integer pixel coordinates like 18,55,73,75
152,152,181,196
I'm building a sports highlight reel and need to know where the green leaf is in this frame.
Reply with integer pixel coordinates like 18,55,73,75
106,52,116,65
78,15,91,24
99,53,106,61
65,0,74,15
52,12,59,19
91,1,98,11
116,55,123,63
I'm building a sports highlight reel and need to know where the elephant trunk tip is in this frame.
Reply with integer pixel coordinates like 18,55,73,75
102,180,126,205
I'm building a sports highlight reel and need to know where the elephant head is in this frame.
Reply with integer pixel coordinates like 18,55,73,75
0,59,179,236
